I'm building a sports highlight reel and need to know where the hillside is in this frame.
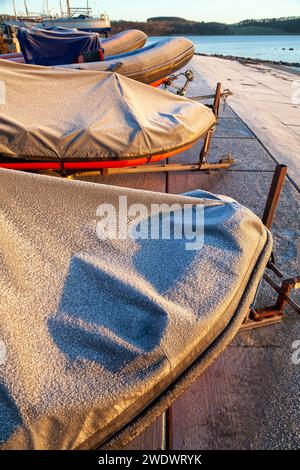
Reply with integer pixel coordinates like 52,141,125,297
229,25,286,35
111,19,231,36
231,17,300,35
111,16,300,36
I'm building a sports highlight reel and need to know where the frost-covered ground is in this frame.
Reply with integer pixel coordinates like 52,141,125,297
192,55,300,190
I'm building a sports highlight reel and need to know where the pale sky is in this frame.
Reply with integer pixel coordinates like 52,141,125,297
2,0,300,23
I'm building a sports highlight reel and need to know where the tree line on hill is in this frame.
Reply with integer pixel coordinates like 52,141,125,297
236,17,300,33
111,16,300,36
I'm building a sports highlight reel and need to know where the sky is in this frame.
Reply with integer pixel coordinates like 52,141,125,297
2,0,300,23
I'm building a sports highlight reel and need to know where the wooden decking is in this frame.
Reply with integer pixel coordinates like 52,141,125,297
78,64,300,450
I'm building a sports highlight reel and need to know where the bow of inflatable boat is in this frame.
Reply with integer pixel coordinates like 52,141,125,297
102,30,147,56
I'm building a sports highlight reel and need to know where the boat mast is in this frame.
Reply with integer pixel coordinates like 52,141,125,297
24,0,29,16
66,0,71,17
59,0,63,16
12,0,17,19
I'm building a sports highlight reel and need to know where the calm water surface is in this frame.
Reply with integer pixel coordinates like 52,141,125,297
148,35,300,63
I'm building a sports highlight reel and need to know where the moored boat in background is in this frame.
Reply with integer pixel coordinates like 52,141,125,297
0,1,111,53
2,1,111,32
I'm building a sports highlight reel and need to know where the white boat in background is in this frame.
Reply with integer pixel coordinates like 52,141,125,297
1,1,111,34
40,2,111,33
40,14,111,33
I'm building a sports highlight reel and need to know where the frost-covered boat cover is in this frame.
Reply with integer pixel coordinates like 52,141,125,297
0,60,215,161
0,169,272,449
17,27,101,66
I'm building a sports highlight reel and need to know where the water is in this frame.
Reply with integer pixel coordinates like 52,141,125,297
148,35,300,64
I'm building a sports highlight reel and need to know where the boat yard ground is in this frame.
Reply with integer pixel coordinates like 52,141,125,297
79,56,300,450
196,55,300,189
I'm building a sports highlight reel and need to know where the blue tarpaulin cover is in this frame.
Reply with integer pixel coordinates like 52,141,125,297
17,27,101,66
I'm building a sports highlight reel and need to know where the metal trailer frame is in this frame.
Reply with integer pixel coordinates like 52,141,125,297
162,164,300,450
0,82,235,178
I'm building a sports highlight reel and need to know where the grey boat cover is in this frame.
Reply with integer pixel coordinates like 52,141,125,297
0,169,272,449
0,59,214,161
59,37,195,84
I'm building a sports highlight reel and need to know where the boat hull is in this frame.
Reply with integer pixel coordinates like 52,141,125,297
40,18,111,33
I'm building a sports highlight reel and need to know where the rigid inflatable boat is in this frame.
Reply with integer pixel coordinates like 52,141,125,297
0,29,147,64
0,168,272,449
61,37,195,85
0,60,215,172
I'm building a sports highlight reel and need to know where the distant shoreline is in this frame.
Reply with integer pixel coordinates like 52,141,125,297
111,16,300,37
196,53,300,74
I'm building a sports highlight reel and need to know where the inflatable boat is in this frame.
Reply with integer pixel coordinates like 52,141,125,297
103,29,147,56
0,29,147,64
0,168,273,449
0,59,215,172
60,37,195,85
1,27,194,85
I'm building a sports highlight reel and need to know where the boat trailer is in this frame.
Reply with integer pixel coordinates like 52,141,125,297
162,164,300,451
66,80,235,180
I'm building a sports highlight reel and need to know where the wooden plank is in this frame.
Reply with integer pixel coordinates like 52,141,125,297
171,331,286,450
125,418,163,451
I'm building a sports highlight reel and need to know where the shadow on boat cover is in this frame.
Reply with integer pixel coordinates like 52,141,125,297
0,170,272,449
